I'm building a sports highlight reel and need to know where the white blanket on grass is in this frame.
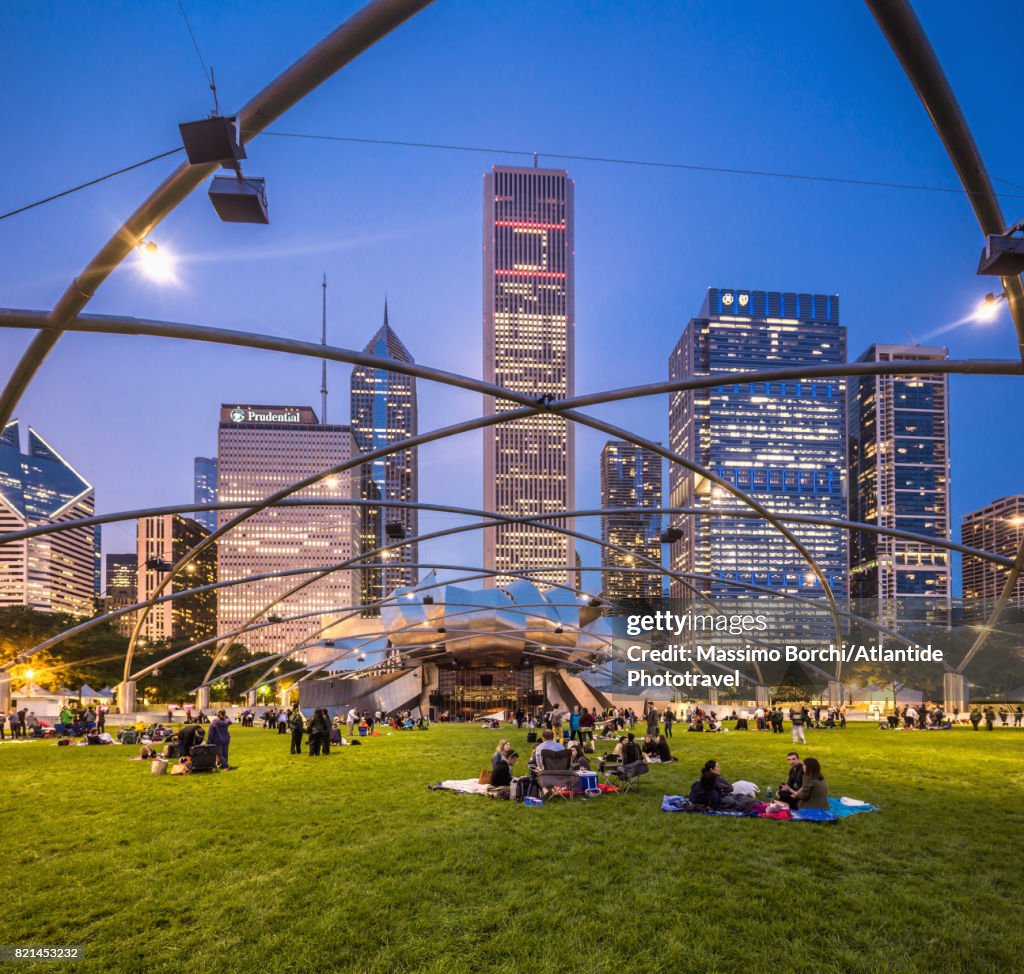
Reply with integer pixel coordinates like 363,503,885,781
438,778,491,795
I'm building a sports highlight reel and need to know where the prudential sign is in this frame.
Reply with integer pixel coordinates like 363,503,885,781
228,406,303,424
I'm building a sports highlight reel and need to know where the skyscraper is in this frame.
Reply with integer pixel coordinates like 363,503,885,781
961,495,1024,620
600,441,663,600
482,164,575,588
104,552,138,636
194,456,218,533
668,288,848,630
848,344,951,626
217,404,357,656
350,303,418,607
0,421,96,617
136,516,216,642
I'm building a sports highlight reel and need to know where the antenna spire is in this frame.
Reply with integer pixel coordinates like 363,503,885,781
320,273,328,423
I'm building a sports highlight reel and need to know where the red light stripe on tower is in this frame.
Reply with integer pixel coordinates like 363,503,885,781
494,220,566,231
494,269,567,279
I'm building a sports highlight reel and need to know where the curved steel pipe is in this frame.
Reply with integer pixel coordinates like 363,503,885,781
0,0,436,430
3,307,1020,412
865,0,1024,357
2,499,1013,571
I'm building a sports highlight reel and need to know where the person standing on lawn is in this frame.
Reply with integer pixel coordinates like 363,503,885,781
307,709,330,756
569,706,582,745
790,705,806,745
209,710,233,769
288,706,305,755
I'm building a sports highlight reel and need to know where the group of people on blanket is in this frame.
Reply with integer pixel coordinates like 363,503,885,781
689,752,828,811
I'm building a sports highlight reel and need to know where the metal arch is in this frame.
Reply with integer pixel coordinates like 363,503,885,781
196,492,760,684
3,307,1021,409
127,396,838,685
5,494,1003,677
5,498,993,676
0,0,437,431
866,0,1024,663
0,310,541,408
1,311,1009,671
2,499,1016,571
865,0,1024,359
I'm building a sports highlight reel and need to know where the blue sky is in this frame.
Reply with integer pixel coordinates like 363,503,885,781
2,0,1023,595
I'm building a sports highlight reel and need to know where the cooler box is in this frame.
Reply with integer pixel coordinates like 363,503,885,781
576,771,599,793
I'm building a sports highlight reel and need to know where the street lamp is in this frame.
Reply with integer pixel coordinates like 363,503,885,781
136,240,175,283
974,291,1006,322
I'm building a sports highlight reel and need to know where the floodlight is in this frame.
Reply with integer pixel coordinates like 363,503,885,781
208,175,269,224
978,233,1024,277
179,116,246,166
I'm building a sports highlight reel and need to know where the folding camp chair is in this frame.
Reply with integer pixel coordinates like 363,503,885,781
536,747,577,801
604,759,649,795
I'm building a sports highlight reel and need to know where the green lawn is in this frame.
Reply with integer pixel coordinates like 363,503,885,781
1,722,1022,974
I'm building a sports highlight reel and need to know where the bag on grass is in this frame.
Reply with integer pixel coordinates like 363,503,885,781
151,758,168,776
510,775,540,803
478,769,491,785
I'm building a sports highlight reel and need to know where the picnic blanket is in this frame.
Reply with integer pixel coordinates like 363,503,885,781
431,778,491,795
662,795,880,822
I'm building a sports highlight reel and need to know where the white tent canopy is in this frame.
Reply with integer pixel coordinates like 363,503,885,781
79,684,113,700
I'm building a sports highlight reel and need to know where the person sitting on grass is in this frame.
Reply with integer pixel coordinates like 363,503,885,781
620,732,646,766
490,748,518,788
787,757,829,810
688,716,704,732
688,759,733,809
654,734,676,763
777,751,804,807
641,734,658,757
492,739,512,774
528,729,569,774
567,741,592,771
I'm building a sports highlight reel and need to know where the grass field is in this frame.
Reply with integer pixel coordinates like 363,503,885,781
1,722,1022,974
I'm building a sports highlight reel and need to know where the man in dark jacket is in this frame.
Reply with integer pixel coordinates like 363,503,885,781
778,751,804,807
177,723,205,760
307,709,330,756
208,711,232,768
288,706,305,755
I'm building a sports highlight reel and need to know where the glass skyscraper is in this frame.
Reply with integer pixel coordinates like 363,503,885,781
349,303,418,608
600,441,663,600
667,288,848,635
0,421,96,617
193,456,218,534
483,165,575,589
848,344,951,626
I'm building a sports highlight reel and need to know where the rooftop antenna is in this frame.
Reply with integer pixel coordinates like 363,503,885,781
533,152,539,169
320,273,328,423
